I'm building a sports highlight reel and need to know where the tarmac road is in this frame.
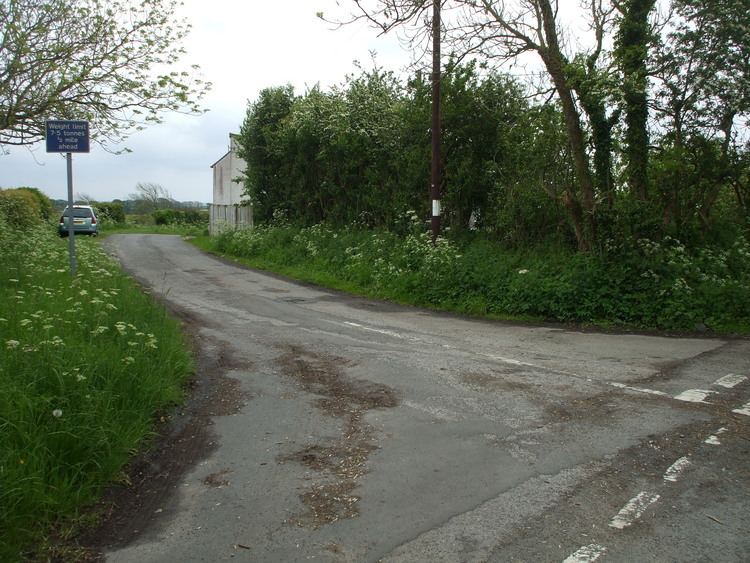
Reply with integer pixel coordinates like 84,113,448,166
99,234,750,562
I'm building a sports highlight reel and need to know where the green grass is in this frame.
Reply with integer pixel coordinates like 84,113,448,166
196,224,750,334
0,222,193,560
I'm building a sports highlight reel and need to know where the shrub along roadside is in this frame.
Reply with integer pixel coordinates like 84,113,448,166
203,222,750,334
0,220,193,561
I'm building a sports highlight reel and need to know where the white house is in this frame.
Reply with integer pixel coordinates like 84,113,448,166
209,133,252,235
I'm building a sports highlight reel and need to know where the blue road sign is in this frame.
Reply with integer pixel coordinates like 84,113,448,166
46,120,90,153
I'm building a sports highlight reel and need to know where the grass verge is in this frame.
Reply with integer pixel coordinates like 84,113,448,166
0,223,193,561
195,224,750,334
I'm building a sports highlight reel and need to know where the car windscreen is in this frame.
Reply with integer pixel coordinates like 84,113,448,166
63,208,93,218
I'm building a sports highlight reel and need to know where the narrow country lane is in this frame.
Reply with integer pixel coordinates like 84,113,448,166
99,234,750,563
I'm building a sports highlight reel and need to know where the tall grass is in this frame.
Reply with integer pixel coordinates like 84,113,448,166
0,220,193,560
209,221,750,333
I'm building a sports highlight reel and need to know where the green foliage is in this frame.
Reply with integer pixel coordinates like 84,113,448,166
94,202,126,225
237,85,296,222
614,0,657,201
0,224,193,560
237,62,574,244
650,135,743,241
0,0,210,149
153,208,176,225
0,188,45,228
152,208,208,226
328,0,749,250
211,222,750,333
651,0,750,234
14,187,54,220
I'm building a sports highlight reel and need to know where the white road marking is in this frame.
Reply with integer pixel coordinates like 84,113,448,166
608,382,668,397
402,399,462,422
609,491,661,529
732,401,750,416
704,427,727,445
341,321,421,342
663,457,691,482
562,544,608,563
714,374,747,388
674,389,715,403
486,354,537,367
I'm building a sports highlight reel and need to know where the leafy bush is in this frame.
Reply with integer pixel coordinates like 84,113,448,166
17,187,54,221
95,202,126,225
0,189,44,228
153,208,176,225
153,208,208,226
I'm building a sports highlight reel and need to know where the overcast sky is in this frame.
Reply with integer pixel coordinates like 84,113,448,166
2,0,412,203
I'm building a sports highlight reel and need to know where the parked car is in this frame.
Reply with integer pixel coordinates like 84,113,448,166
59,205,98,237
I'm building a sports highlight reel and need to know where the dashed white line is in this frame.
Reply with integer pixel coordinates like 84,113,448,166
402,399,462,422
486,354,537,368
342,321,419,342
663,456,691,482
705,427,728,445
609,491,661,529
562,544,607,563
608,381,668,397
714,374,747,388
732,401,750,416
674,389,715,403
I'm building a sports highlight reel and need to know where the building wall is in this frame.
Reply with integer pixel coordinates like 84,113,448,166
211,134,253,234
209,204,253,236
212,135,247,206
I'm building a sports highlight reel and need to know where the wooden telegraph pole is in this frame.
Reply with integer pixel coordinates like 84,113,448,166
431,0,441,242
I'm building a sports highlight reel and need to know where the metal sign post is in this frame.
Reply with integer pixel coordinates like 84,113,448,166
65,152,76,276
45,120,90,277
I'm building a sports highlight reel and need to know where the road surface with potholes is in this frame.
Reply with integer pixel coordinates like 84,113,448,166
92,234,749,562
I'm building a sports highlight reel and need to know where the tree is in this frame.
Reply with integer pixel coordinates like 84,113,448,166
614,0,657,202
128,182,174,213
338,0,603,249
652,0,750,232
566,1,620,207
0,0,209,148
236,85,296,223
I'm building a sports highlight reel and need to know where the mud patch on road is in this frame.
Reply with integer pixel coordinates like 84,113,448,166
203,468,233,488
461,371,536,392
544,392,619,422
276,345,397,528
461,370,620,425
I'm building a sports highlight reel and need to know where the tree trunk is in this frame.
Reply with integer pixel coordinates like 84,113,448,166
538,0,596,251
616,0,656,202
